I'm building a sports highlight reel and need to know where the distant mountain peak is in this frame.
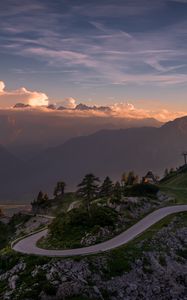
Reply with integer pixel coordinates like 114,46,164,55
47,104,56,110
14,103,31,108
162,115,187,132
75,103,91,110
75,103,112,112
57,106,67,110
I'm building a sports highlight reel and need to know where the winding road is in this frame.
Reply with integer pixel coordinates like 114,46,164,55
12,205,187,257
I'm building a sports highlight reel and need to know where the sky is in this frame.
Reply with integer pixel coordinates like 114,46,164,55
0,0,187,121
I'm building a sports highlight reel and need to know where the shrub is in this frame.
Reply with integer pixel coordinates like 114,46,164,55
65,208,90,227
49,205,118,241
43,282,57,295
0,252,20,272
0,222,9,249
108,251,131,276
90,205,118,227
124,183,159,197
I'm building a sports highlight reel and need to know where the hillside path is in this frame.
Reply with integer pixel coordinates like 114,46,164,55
12,205,187,257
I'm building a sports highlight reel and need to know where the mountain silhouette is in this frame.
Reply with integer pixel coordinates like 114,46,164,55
1,116,187,202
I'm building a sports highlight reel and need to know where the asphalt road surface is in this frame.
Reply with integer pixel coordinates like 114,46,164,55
12,205,187,257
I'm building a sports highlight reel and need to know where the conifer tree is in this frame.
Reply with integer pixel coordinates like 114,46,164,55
100,176,113,198
77,173,100,215
54,181,66,198
113,181,122,201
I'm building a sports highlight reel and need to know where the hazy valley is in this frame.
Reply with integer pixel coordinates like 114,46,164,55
1,115,187,203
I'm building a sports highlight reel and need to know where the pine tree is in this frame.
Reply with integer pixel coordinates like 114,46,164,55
43,193,49,201
37,191,44,202
127,171,136,185
113,181,122,201
100,176,113,198
54,181,66,198
121,172,128,186
77,173,100,215
164,168,169,177
169,168,175,174
134,175,139,184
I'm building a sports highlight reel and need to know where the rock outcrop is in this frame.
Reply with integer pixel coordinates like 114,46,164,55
0,214,186,300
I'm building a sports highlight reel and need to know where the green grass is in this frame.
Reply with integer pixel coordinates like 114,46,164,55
160,186,187,204
176,248,187,259
0,279,7,295
159,168,187,204
161,171,187,188
0,251,21,272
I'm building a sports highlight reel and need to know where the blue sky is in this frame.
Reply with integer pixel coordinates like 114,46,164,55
1,0,187,113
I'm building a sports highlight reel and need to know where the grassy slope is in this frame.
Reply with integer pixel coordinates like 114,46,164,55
162,171,187,188
160,171,187,204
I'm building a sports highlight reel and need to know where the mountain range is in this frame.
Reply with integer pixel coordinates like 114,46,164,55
0,109,161,160
14,102,113,112
1,115,187,203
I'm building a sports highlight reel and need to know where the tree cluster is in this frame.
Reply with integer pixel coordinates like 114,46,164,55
53,181,66,198
33,180,66,205
76,171,139,214
121,171,139,186
164,167,175,178
32,170,140,215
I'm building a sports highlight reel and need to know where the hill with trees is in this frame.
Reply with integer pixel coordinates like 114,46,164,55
0,171,186,299
36,173,170,250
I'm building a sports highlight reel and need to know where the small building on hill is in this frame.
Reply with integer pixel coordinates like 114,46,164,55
142,171,158,184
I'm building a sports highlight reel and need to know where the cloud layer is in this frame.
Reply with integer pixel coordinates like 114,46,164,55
0,80,48,107
110,102,186,122
57,97,77,109
0,80,186,122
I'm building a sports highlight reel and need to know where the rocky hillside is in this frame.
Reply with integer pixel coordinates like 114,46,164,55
0,212,186,300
